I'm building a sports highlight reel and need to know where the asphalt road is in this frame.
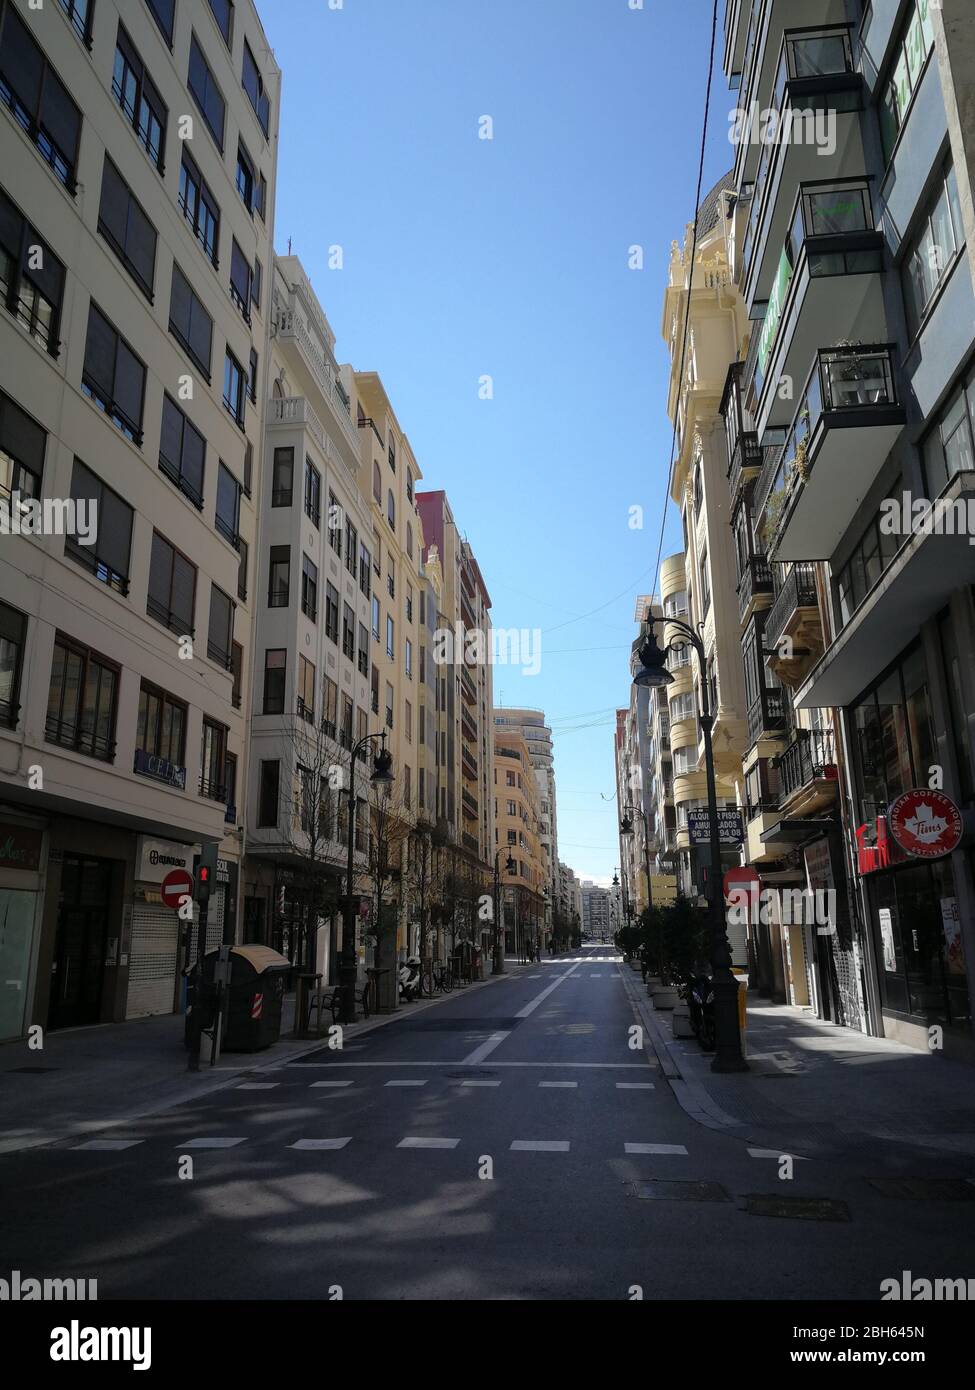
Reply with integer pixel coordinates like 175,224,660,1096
1,946,973,1300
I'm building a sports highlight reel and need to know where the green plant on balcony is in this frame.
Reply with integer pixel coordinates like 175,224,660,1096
759,486,788,549
794,436,810,482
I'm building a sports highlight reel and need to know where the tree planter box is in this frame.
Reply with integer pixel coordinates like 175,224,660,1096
672,1005,695,1039
651,986,680,1010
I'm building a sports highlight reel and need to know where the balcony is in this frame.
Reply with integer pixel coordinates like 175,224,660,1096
775,727,837,814
741,26,862,305
268,396,354,477
460,666,477,704
757,345,905,563
462,789,479,819
462,747,478,779
462,831,479,854
765,562,823,686
737,554,774,625
275,310,360,456
752,180,886,440
746,688,786,747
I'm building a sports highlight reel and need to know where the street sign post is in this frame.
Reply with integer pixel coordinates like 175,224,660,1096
688,809,744,847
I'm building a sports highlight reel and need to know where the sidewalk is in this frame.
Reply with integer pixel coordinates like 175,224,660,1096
619,961,975,1172
0,957,536,1155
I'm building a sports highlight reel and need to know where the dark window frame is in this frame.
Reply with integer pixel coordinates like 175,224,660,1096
178,147,220,268
82,301,146,445
188,32,226,152
147,530,197,636
112,25,167,174
0,184,66,355
168,261,213,380
0,5,82,191
159,393,206,509
65,457,133,595
46,632,119,762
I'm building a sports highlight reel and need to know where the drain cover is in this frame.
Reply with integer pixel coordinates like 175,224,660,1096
868,1177,975,1201
631,1180,730,1202
743,1194,850,1221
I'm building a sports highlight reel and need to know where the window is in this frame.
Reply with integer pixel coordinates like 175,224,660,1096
229,239,252,323
373,534,381,577
507,800,517,816
208,0,233,46
188,34,225,150
0,6,82,190
168,263,212,378
879,0,936,161
82,303,146,444
386,615,395,660
297,655,315,722
272,447,293,506
405,700,412,743
207,585,234,669
252,257,262,312
236,141,256,212
59,0,94,48
256,174,267,221
0,392,44,504
406,523,413,560
341,693,353,749
343,603,356,661
387,563,395,600
385,682,394,730
0,186,65,354
144,0,175,46
178,149,219,267
328,490,342,556
407,469,413,503
248,347,258,405
406,584,413,623
325,582,339,644
112,27,166,173
237,538,248,602
371,665,380,715
223,349,246,428
97,158,156,302
0,600,26,728
902,161,964,336
46,635,118,761
345,518,358,577
506,770,516,787
258,760,279,827
244,440,253,499
358,623,369,677
148,532,196,635
242,40,270,137
263,649,285,714
405,638,413,679
372,460,381,503
268,546,290,607
837,483,903,625
200,719,227,801
387,489,395,530
216,463,241,549
359,542,371,597
299,458,321,529
224,751,237,815
388,437,396,472
699,546,711,617
324,676,338,737
159,394,205,508
403,763,411,810
231,641,242,708
301,554,318,621
66,459,132,594
923,367,975,496
136,681,186,768
372,596,380,640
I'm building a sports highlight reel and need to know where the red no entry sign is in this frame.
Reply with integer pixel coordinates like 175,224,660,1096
161,868,193,909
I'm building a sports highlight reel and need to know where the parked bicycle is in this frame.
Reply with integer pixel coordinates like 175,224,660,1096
432,963,454,993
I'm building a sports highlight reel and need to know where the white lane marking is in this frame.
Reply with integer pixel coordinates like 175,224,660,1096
539,1081,578,1088
311,1080,355,1088
178,1137,247,1149
72,1139,144,1151
460,1031,510,1065
235,1082,279,1090
385,1079,427,1087
290,1138,352,1150
460,1079,502,1087
747,1148,809,1160
590,973,603,978
286,1061,651,1068
616,1082,655,1090
514,961,583,1019
397,1137,460,1149
510,1140,570,1152
624,1143,688,1155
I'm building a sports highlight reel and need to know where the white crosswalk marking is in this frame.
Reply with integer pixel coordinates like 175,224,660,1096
311,1080,355,1088
290,1138,352,1150
235,1083,279,1090
460,1079,502,1087
178,1138,247,1149
539,1081,577,1088
616,1082,655,1089
510,1140,570,1152
747,1148,809,1160
624,1143,688,1155
397,1137,460,1149
72,1139,144,1151
385,1079,427,1087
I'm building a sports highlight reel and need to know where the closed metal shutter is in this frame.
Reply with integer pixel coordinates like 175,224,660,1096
206,887,225,954
126,903,179,1018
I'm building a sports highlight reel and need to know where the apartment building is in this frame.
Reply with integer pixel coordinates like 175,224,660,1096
660,191,749,918
416,489,495,898
556,859,582,939
580,880,613,939
721,0,975,1051
493,707,559,942
492,727,545,955
0,0,279,1040
243,253,372,981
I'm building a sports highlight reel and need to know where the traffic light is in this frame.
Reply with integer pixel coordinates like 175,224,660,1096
196,842,219,906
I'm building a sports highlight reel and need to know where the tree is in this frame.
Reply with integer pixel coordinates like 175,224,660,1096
363,777,415,1011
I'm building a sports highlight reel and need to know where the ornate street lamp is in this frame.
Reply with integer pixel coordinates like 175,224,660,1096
620,805,654,912
632,619,747,1073
338,731,394,1024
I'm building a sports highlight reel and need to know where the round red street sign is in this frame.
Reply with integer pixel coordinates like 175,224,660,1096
888,789,963,860
724,866,761,902
161,868,193,909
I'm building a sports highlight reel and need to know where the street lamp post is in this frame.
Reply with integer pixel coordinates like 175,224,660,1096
620,805,654,912
492,848,516,975
338,730,394,1026
633,619,748,1073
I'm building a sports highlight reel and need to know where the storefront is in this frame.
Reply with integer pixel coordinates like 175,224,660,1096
849,637,973,1043
126,836,195,1020
0,819,45,1042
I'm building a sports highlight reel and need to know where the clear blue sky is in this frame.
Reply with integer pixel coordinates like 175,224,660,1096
260,0,732,885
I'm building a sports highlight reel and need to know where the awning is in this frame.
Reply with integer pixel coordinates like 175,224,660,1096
761,817,836,845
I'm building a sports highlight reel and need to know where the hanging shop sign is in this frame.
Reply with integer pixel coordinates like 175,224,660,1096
887,790,963,861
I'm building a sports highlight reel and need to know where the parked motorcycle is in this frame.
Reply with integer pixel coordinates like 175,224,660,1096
685,973,716,1052
398,957,421,1003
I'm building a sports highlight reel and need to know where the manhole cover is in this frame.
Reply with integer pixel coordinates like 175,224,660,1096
8,1066,58,1074
743,1195,850,1221
868,1177,975,1201
630,1180,730,1202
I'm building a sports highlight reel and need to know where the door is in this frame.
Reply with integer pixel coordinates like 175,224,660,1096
0,889,38,1040
49,856,113,1030
126,902,180,1019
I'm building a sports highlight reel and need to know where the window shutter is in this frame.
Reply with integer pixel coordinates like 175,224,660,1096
84,306,116,399
169,263,192,341
148,533,172,610
159,396,183,471
0,395,46,477
1,10,43,114
188,295,213,373
126,201,156,293
230,240,250,304
172,552,196,630
40,73,81,169
23,226,64,307
0,189,22,261
181,418,206,496
98,487,134,579
114,338,145,429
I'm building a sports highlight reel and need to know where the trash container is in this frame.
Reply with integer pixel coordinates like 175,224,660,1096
185,945,291,1052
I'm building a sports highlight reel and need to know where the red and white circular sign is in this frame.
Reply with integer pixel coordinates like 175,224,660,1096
161,868,193,909
888,790,963,860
